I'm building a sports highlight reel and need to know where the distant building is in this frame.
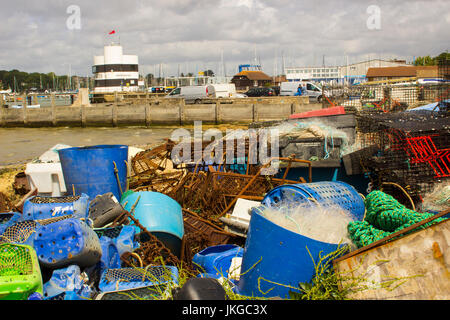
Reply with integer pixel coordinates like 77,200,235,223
285,66,340,83
285,59,408,84
339,59,407,84
92,43,139,93
231,70,272,90
366,65,440,82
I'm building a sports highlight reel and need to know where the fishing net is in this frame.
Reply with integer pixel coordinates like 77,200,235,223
348,190,447,248
0,243,35,276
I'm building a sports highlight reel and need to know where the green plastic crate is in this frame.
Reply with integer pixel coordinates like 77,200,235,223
0,243,43,300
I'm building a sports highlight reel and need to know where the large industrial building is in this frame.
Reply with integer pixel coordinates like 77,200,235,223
92,43,139,93
285,59,408,84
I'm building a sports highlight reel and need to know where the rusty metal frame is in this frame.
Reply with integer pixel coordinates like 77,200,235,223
218,156,312,217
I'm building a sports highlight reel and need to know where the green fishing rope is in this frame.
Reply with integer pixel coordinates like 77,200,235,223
348,190,446,248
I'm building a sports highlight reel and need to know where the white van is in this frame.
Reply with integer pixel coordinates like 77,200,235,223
280,81,325,102
165,85,208,104
207,83,238,98
280,81,302,96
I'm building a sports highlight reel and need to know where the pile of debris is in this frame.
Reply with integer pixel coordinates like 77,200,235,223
1,103,449,300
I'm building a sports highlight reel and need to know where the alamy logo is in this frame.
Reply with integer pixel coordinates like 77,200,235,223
66,5,82,30
170,121,280,175
366,5,381,30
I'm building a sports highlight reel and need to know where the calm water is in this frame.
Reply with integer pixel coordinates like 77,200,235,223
0,127,177,166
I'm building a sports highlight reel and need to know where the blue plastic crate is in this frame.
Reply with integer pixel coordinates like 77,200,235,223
21,194,89,222
261,181,365,221
97,266,179,299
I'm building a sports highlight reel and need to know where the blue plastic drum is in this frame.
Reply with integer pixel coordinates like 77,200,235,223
261,181,365,221
58,145,128,201
120,191,184,257
236,207,341,298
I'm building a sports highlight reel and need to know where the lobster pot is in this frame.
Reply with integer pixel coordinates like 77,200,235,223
236,208,340,299
120,191,184,257
0,220,40,246
0,212,22,236
0,243,43,300
193,244,243,278
262,181,365,221
33,218,101,269
58,145,128,201
96,266,179,300
21,194,89,222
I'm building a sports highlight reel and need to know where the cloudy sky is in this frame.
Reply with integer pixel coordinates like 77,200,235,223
0,0,448,77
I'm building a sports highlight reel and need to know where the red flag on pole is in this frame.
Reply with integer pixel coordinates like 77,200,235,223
109,30,116,35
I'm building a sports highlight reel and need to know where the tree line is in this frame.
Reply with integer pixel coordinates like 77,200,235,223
413,52,450,66
0,70,90,92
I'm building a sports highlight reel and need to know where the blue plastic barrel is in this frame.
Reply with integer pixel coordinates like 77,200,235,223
236,207,341,298
193,244,243,278
120,191,184,257
58,145,128,201
261,181,365,221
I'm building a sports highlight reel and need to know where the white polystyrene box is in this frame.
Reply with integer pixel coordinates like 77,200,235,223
230,198,260,224
25,162,67,196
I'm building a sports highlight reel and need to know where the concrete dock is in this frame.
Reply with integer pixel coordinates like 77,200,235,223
0,94,319,127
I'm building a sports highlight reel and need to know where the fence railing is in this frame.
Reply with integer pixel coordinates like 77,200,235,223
322,83,450,112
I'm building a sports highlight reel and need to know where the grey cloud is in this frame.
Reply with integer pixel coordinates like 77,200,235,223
0,0,448,76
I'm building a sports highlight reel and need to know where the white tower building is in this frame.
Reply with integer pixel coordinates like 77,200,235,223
92,43,139,93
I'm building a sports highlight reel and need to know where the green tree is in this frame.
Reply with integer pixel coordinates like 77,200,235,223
414,51,450,66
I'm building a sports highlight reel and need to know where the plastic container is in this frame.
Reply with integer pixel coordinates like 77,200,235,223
120,191,184,257
88,192,125,228
25,162,67,196
192,244,243,278
261,181,365,221
33,218,102,269
0,243,43,300
236,207,341,298
98,236,121,271
58,145,128,201
94,225,139,258
21,194,89,222
42,264,93,300
97,266,179,300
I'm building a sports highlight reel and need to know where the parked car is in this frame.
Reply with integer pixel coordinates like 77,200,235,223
244,87,275,97
271,86,280,96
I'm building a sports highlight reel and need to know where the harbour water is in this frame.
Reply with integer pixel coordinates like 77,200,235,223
0,127,177,166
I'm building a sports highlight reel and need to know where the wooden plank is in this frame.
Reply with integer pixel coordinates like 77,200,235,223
334,218,450,300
